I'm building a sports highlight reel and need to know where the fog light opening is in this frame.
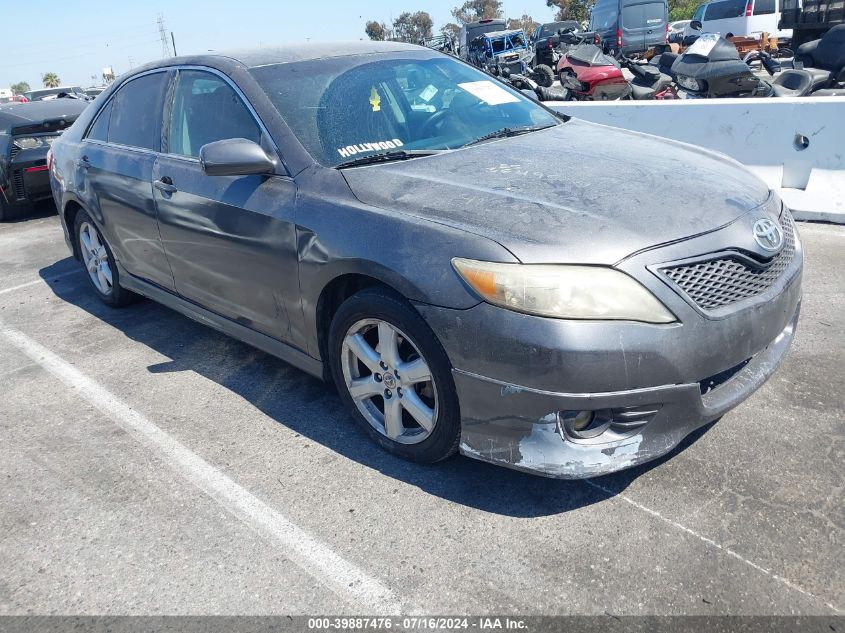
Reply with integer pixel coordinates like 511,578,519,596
558,409,613,440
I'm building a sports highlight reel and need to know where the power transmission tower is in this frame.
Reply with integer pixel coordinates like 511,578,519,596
157,14,174,57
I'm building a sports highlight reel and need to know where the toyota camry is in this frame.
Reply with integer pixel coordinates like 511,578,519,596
48,41,802,478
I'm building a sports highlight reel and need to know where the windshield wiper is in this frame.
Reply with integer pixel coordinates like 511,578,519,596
461,125,554,148
335,149,443,169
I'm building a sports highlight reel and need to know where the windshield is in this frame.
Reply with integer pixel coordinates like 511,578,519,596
250,52,559,167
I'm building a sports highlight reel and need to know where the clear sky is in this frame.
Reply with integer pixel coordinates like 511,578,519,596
1,0,558,90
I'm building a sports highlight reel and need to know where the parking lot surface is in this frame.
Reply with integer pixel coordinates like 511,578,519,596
0,207,843,615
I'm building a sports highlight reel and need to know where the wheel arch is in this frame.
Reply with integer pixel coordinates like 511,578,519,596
62,197,86,260
314,270,410,378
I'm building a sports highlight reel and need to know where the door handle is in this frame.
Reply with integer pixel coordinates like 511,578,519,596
153,176,177,194
77,156,90,169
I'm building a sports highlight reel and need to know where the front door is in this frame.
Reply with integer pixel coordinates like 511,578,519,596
152,69,300,343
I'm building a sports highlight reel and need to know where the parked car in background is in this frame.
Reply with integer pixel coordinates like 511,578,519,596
684,0,793,41
24,86,88,101
669,19,691,41
458,18,507,59
49,41,801,478
532,20,582,66
0,100,88,220
85,86,108,98
590,0,670,54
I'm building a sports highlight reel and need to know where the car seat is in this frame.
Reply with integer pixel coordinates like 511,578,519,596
317,67,408,163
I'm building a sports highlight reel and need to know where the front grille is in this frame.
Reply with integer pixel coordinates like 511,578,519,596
10,144,20,160
662,210,796,311
11,169,26,200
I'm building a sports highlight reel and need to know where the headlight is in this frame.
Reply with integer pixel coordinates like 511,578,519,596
452,258,676,323
676,75,705,92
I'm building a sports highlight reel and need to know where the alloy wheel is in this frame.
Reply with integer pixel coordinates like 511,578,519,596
78,221,113,296
340,318,439,445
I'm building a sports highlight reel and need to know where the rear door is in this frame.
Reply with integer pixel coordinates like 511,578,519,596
152,68,300,343
620,0,668,51
77,70,176,290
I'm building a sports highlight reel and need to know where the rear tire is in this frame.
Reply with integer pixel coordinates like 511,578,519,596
73,210,137,308
532,64,555,88
328,287,461,464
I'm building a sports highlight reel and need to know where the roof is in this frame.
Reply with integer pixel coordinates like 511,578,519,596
0,100,89,133
480,29,527,38
218,41,426,68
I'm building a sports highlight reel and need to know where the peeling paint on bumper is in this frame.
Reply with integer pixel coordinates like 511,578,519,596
452,304,800,478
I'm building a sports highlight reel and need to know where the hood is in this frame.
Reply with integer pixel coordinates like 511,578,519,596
342,119,770,264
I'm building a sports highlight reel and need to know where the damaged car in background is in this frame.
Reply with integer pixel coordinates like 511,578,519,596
1,100,88,221
48,42,802,478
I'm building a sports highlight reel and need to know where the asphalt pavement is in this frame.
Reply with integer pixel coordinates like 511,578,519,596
0,206,842,615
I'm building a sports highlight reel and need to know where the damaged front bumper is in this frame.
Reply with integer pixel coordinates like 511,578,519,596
415,250,802,478
453,301,798,478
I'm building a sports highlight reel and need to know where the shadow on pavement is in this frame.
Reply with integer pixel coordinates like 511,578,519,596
40,257,714,518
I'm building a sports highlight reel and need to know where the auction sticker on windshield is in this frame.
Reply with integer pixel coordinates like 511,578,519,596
457,80,520,105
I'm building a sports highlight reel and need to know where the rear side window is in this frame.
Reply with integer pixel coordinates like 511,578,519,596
705,0,747,19
754,0,776,14
108,72,168,151
86,100,112,142
692,3,707,20
167,70,261,159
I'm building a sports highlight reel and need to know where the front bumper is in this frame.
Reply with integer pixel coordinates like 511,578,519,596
415,207,803,478
449,303,798,478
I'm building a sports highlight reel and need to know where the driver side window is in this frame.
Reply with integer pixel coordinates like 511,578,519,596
168,70,261,158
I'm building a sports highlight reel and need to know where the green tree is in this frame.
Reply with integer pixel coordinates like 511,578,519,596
393,11,434,43
546,0,595,23
365,20,387,41
42,72,60,88
441,22,461,39
669,0,701,21
451,0,503,24
10,81,30,95
507,14,540,34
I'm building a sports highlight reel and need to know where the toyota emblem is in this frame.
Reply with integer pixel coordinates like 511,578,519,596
753,218,784,252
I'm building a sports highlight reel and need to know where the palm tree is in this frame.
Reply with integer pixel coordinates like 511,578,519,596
42,72,60,88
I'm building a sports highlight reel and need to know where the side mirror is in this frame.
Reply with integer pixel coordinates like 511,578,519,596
690,20,702,31
199,138,274,177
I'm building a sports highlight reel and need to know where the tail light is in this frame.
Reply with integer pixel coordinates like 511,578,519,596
745,0,754,15
665,23,670,42
594,33,600,45
616,28,622,48
548,39,554,48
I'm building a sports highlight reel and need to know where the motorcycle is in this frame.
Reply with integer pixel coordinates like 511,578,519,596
555,29,632,100
555,29,676,100
673,21,845,97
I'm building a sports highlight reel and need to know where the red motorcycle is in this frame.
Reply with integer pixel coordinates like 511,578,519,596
555,29,675,100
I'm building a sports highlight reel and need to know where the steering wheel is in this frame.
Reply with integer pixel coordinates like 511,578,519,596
418,108,454,138
419,100,493,139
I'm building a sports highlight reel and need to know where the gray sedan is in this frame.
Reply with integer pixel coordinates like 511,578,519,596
48,41,802,478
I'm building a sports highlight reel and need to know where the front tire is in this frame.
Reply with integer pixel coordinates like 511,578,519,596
74,210,136,307
328,287,461,464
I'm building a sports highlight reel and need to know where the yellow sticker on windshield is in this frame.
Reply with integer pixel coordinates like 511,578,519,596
369,86,381,112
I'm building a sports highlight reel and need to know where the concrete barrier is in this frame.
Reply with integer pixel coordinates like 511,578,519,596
549,96,845,223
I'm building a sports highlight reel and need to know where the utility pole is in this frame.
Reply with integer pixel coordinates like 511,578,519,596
171,31,178,57
157,14,174,58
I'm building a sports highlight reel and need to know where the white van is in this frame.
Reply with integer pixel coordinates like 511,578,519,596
684,0,793,40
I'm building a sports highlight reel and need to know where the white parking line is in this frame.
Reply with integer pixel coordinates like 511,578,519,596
585,479,843,614
0,269,83,296
0,322,402,614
